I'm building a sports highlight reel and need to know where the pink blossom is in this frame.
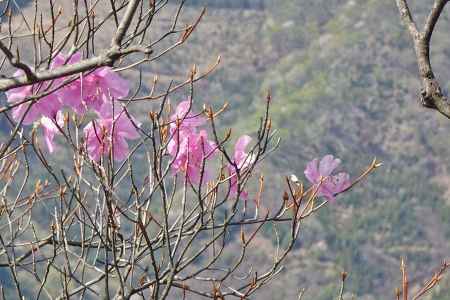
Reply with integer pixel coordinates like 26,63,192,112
168,129,216,183
170,100,206,130
51,52,85,114
40,112,64,153
55,53,129,115
6,53,83,125
84,110,140,161
6,70,62,125
167,101,216,183
228,135,255,199
81,67,129,112
304,154,351,201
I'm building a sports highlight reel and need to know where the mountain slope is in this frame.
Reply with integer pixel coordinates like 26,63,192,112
2,1,450,299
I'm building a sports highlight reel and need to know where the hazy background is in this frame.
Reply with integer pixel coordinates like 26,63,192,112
1,0,450,299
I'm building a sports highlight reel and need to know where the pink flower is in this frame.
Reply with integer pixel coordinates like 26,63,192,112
168,129,216,183
81,67,129,112
304,154,351,202
50,53,85,114
6,53,82,125
228,135,255,199
170,100,206,130
167,101,216,183
55,53,129,115
6,70,62,125
84,110,140,161
40,112,64,153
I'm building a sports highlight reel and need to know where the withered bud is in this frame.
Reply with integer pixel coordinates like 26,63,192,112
59,185,67,197
266,90,272,103
266,118,272,131
139,276,146,286
148,111,156,122
283,191,289,203
64,112,69,126
35,179,42,194
207,107,214,120
71,112,78,124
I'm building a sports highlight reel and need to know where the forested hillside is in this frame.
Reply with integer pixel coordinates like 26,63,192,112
2,0,450,299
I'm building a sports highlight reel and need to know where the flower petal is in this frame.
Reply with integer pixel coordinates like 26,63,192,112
114,113,141,139
319,154,341,176
304,158,320,183
97,67,130,99
331,172,351,193
41,116,59,153
171,101,206,127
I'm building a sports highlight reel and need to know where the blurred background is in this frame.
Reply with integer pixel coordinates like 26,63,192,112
1,0,450,299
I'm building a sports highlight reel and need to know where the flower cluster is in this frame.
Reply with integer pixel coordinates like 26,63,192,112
8,54,354,204
6,52,140,161
84,112,140,161
167,101,217,183
5,54,257,197
304,154,351,201
167,101,254,198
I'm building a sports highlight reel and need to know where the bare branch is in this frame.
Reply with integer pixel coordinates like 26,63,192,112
424,0,449,43
395,0,419,37
395,0,450,118
0,40,36,80
0,46,151,91
112,0,140,48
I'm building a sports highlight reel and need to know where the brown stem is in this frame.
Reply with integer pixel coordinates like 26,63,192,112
395,0,450,118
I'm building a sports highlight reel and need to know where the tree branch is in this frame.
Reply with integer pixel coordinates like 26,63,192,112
395,0,419,37
112,0,140,48
395,0,450,118
0,46,151,92
0,41,36,81
424,0,449,43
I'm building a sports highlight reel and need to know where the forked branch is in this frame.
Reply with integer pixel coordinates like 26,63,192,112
395,0,450,118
